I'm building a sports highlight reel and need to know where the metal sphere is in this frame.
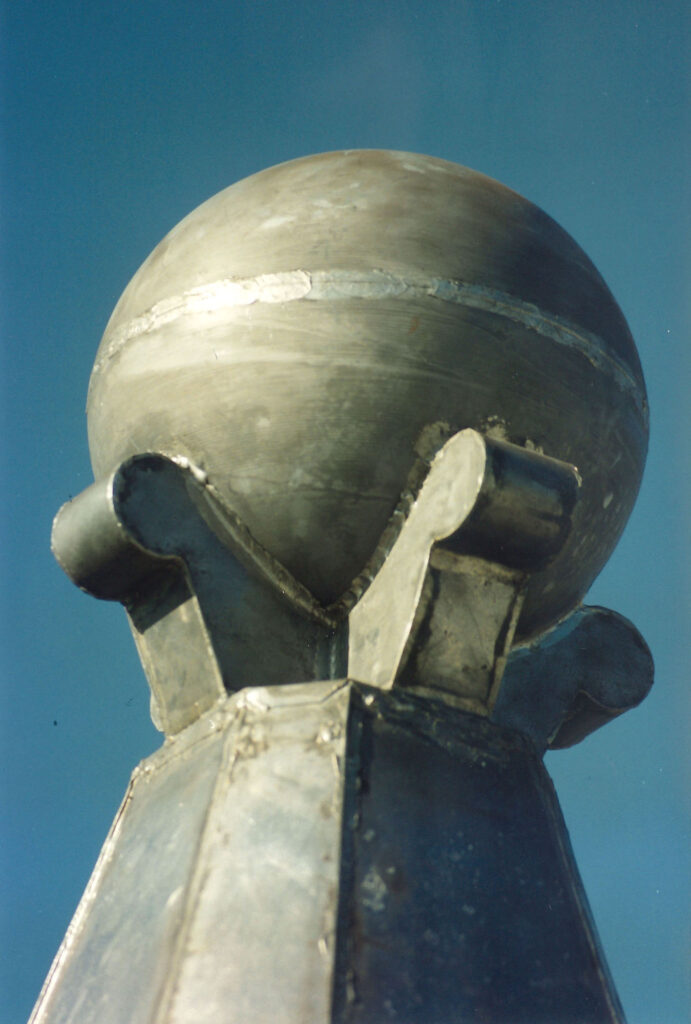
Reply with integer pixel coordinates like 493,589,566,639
87,150,648,640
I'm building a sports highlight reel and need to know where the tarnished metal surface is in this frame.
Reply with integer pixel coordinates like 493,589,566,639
496,605,654,751
51,425,648,749
333,685,625,1024
95,268,642,405
52,429,579,732
39,150,654,1023
85,150,648,640
347,428,578,705
30,682,627,1024
52,454,345,734
31,713,228,1023
30,682,349,1024
43,423,649,1021
164,683,349,1024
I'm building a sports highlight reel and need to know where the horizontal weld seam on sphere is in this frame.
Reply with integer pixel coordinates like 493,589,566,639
92,269,644,413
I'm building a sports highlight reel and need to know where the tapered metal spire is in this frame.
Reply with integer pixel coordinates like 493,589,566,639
33,151,652,1023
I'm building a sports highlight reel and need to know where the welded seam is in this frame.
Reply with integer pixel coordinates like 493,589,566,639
93,269,644,410
28,774,138,1022
533,760,627,1022
151,707,244,1024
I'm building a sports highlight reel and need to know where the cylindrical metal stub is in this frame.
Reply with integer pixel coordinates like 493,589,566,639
87,150,648,640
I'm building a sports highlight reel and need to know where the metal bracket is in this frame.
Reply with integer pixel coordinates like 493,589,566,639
52,430,597,737
347,429,578,711
495,604,654,751
52,455,345,734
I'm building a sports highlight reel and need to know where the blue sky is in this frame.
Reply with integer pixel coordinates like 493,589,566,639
1,2,688,1021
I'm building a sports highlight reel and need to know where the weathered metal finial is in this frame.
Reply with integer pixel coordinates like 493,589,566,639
33,150,652,1024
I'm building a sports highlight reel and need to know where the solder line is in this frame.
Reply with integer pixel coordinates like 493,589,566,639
93,268,645,415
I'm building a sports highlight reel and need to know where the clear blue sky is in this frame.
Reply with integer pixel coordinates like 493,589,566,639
1,2,688,1022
